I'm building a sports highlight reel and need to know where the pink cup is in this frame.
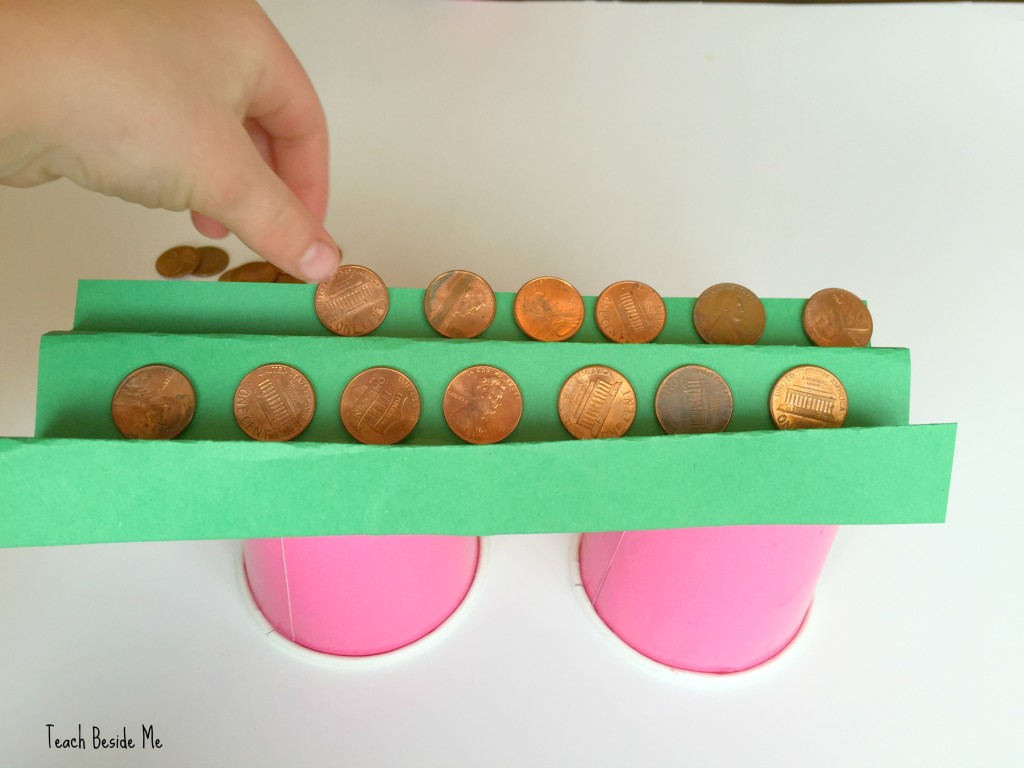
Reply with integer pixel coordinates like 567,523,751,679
245,535,479,656
580,525,838,673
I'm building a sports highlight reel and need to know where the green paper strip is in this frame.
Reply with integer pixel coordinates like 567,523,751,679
73,279,818,345
6,279,950,549
0,425,956,548
35,332,909,442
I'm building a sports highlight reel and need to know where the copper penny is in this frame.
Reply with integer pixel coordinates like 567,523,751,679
693,283,766,345
655,365,733,434
220,261,280,283
155,246,201,278
513,277,585,342
192,246,230,276
275,272,305,284
424,270,497,339
769,365,848,430
558,365,636,439
233,364,316,441
595,280,667,343
803,288,873,347
443,366,522,444
314,265,389,336
340,367,421,444
111,364,196,439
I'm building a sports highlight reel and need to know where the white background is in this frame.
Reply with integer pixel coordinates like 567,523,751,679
2,1,1023,765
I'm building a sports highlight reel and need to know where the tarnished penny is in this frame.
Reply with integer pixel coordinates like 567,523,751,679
424,270,496,339
111,364,196,440
192,246,230,276
155,246,201,277
233,364,316,441
276,272,305,284
558,365,636,439
219,261,280,283
315,265,389,336
769,365,848,430
513,277,585,342
595,280,667,343
443,366,522,444
655,365,733,434
340,367,421,444
803,288,873,347
693,283,766,345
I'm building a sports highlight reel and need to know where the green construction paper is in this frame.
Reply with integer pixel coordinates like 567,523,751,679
72,279,815,345
35,332,909,443
0,424,956,548
3,278,951,548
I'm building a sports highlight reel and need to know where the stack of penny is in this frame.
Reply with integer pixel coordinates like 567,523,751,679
155,244,303,283
155,245,230,280
219,262,304,284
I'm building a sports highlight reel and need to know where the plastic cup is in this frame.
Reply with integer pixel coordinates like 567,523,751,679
245,535,479,656
579,525,838,673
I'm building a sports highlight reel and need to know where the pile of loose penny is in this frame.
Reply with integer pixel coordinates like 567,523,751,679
155,245,302,283
219,262,303,284
154,245,230,279
111,265,869,445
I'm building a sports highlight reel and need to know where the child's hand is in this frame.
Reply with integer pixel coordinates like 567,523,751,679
0,0,340,281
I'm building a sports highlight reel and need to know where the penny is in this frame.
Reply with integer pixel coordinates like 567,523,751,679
233,364,316,441
314,265,389,336
111,364,196,440
275,272,305,284
558,365,636,439
595,280,666,343
655,365,733,434
803,288,873,347
340,367,420,445
692,283,766,345
513,277,585,342
424,270,496,339
769,365,848,430
155,246,201,278
220,261,280,283
192,246,230,277
443,366,522,444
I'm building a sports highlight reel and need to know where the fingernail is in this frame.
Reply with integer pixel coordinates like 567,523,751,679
298,240,341,282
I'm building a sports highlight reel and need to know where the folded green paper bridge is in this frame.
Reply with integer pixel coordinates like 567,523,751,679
0,280,955,548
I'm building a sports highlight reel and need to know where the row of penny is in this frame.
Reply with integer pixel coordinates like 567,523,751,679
313,265,874,347
111,361,849,445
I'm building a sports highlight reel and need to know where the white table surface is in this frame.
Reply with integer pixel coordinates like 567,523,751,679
2,1,1022,765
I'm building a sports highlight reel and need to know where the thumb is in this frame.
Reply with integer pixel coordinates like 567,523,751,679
192,133,340,283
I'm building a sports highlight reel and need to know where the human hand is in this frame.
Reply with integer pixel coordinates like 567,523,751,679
0,0,340,282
